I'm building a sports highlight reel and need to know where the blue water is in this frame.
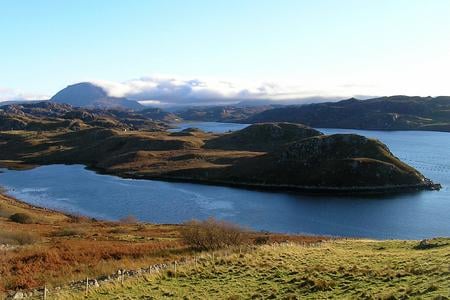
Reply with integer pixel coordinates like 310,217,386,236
169,121,248,133
0,123,449,239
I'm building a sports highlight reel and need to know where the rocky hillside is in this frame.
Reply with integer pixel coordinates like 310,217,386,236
50,82,144,110
177,105,274,122
246,96,450,132
140,107,180,123
0,102,167,131
215,134,428,189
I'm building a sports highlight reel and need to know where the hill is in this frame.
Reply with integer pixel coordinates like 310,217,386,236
176,105,273,122
50,82,144,110
204,122,323,151
214,134,428,189
140,107,180,123
246,96,450,132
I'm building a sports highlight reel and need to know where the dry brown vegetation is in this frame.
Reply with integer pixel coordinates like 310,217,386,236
0,193,324,294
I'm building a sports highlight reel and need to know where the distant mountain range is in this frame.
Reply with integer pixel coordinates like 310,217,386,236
2,82,450,132
245,96,450,132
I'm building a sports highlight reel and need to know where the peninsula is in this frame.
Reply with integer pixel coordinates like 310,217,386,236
0,103,440,194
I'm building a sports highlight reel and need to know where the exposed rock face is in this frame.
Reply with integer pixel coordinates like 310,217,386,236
205,122,322,151
50,82,144,110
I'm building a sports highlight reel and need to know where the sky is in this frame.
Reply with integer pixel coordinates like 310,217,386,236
1,0,450,105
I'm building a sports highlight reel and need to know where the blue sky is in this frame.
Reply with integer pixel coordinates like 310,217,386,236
1,0,450,104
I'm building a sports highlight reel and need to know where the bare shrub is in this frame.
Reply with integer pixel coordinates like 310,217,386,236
52,227,86,237
181,217,247,250
0,230,39,245
119,215,139,224
9,212,34,224
254,235,270,245
68,213,90,223
108,227,129,234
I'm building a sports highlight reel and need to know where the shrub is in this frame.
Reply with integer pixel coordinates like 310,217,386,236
181,217,247,250
52,227,85,237
68,213,90,223
119,215,139,224
254,235,270,245
0,230,39,245
9,213,34,224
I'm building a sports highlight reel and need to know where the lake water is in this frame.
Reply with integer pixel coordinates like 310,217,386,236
169,121,248,133
0,122,449,239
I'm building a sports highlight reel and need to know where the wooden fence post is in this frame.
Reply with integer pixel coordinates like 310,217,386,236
43,284,47,300
194,256,197,271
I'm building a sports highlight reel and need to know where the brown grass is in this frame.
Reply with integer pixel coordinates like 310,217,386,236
0,193,324,292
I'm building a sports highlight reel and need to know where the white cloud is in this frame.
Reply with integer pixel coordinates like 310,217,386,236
0,87,49,103
91,76,366,106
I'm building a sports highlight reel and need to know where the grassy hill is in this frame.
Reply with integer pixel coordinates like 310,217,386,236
204,122,322,151
61,238,450,299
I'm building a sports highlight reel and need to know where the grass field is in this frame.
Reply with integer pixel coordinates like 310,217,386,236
62,238,449,299
0,193,322,297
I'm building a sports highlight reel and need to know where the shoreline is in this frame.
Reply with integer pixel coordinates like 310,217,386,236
1,161,441,196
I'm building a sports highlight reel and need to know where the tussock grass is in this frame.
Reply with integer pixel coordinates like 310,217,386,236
64,239,450,299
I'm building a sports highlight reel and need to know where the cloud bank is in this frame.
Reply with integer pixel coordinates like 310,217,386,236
91,76,367,106
0,87,49,103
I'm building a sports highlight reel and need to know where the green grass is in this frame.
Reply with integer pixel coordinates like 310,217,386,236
61,238,449,299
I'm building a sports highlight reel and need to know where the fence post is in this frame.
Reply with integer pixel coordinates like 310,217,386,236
85,277,89,296
43,284,47,300
194,256,197,271
174,261,177,278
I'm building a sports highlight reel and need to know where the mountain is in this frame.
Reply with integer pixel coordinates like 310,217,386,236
246,96,450,132
50,82,144,110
